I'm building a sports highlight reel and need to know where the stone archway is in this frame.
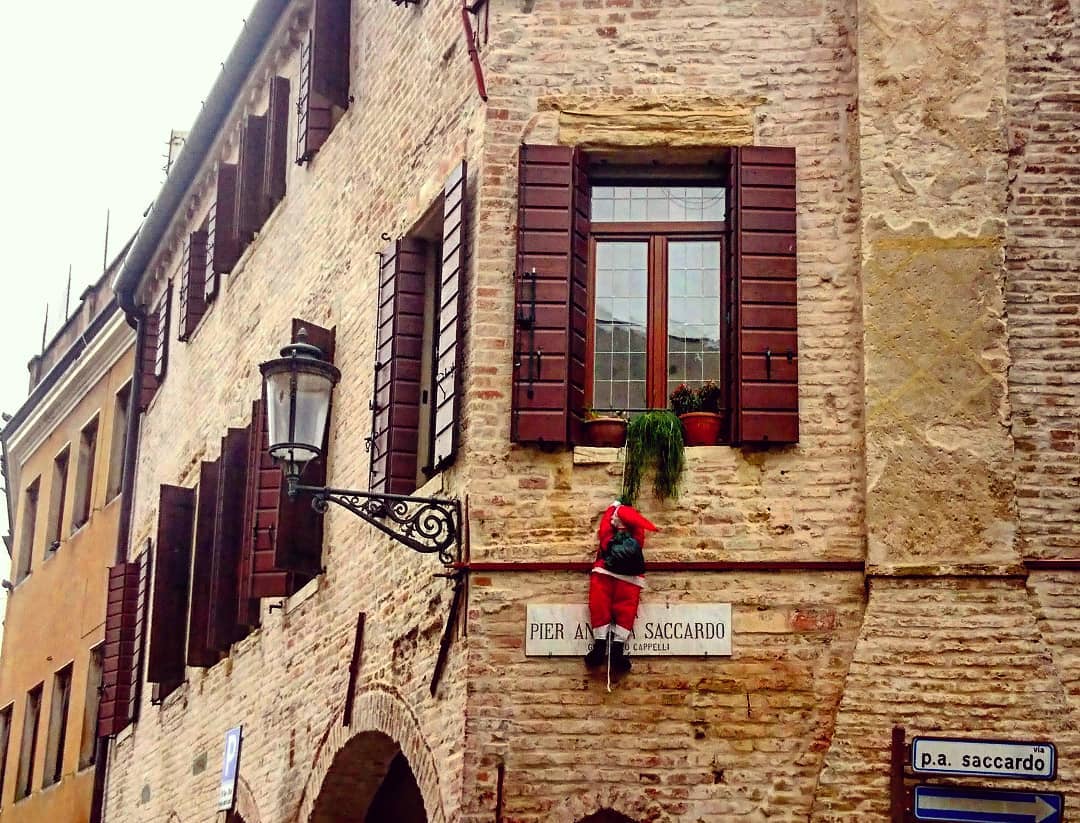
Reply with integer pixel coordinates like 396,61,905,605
233,775,263,823
309,731,426,822
295,687,446,823
579,811,637,823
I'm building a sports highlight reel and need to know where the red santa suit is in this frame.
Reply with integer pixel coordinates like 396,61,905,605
588,502,658,643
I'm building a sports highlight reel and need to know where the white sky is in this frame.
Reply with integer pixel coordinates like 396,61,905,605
0,0,257,585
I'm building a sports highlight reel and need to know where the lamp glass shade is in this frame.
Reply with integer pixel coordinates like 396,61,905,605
261,346,340,478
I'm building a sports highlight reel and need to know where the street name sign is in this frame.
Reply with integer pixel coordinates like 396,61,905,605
217,726,243,812
914,786,1063,823
911,737,1056,780
525,603,732,656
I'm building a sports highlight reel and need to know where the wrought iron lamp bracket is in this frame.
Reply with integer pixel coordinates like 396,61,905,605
291,482,460,565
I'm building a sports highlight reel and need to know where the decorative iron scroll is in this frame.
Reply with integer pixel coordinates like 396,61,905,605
294,484,460,564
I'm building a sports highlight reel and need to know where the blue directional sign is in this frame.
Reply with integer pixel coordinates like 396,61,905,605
914,785,1063,823
217,726,243,812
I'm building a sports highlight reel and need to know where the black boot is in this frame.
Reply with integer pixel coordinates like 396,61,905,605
610,640,631,673
584,637,607,668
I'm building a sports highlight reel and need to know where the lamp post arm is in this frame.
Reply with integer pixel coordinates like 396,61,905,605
291,482,460,564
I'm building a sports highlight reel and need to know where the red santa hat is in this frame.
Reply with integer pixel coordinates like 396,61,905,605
598,500,658,549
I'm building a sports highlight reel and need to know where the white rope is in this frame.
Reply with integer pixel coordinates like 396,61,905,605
606,633,612,693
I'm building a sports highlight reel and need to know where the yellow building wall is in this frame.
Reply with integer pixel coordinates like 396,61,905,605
0,344,133,823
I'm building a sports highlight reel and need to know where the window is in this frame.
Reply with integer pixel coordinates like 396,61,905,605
45,448,70,554
43,664,72,787
589,185,727,412
296,0,351,164
139,284,172,412
0,704,12,807
369,163,467,496
106,382,131,501
511,145,799,446
178,229,209,342
16,684,42,800
15,479,39,582
71,416,99,531
79,646,103,769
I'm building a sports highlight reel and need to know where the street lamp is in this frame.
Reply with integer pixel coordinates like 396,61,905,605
258,338,460,564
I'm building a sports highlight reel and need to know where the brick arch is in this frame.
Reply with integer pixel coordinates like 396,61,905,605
545,788,668,823
294,687,446,823
234,775,263,823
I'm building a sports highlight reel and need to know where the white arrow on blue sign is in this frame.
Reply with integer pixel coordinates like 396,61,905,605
914,785,1063,823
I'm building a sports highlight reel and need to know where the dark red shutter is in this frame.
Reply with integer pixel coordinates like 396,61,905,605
236,115,268,252
264,76,290,213
138,308,160,412
98,562,140,736
206,164,240,298
296,0,350,164
188,461,223,667
432,161,467,471
732,146,799,445
178,230,209,341
146,485,195,689
153,285,171,381
511,145,588,444
241,400,293,600
207,427,250,651
369,239,425,495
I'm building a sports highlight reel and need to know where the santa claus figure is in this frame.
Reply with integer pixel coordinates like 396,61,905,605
584,501,658,672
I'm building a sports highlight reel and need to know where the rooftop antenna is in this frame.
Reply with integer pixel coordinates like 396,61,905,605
102,209,110,272
64,265,72,321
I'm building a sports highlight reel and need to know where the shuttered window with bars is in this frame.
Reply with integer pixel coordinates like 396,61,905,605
264,76,291,215
296,0,350,164
206,427,251,653
146,485,195,701
368,162,467,496
206,163,240,301
235,115,268,256
187,460,222,668
138,286,171,413
511,145,799,447
178,229,209,341
98,550,149,738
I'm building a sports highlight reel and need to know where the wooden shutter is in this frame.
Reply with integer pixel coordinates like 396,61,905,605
296,0,350,164
154,285,171,381
137,307,160,412
511,145,588,444
178,230,209,341
98,562,140,736
206,164,240,298
207,427,250,652
264,76,290,213
369,239,425,495
236,115,268,251
432,161,467,471
731,146,799,445
188,461,222,667
146,486,195,689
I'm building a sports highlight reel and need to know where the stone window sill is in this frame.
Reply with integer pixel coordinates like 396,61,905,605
573,445,730,465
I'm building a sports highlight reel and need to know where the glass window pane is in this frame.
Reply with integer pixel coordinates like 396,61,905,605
593,241,648,412
591,185,726,223
667,240,723,398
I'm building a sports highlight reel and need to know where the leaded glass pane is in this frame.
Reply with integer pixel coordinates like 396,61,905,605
593,242,648,412
591,186,726,223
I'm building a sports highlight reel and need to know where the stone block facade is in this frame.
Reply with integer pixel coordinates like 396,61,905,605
100,1,1076,821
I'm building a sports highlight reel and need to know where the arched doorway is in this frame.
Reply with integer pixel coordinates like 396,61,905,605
578,812,637,823
310,731,427,823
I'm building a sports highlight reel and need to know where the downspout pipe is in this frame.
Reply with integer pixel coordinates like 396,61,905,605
461,1,488,102
89,308,147,823
114,0,291,316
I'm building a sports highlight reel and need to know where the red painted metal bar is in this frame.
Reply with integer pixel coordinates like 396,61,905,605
890,725,907,823
461,2,488,101
1025,559,1080,571
453,560,864,573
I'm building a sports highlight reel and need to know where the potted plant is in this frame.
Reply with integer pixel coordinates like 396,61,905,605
581,408,628,447
620,409,685,505
670,381,723,447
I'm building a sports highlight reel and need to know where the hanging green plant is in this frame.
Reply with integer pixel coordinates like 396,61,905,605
621,409,686,505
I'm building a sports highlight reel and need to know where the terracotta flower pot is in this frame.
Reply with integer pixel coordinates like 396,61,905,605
679,412,722,446
582,417,628,447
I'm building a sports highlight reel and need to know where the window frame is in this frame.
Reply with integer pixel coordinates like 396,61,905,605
45,446,70,555
15,683,42,801
42,662,73,788
15,478,40,583
71,414,100,532
586,207,729,416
